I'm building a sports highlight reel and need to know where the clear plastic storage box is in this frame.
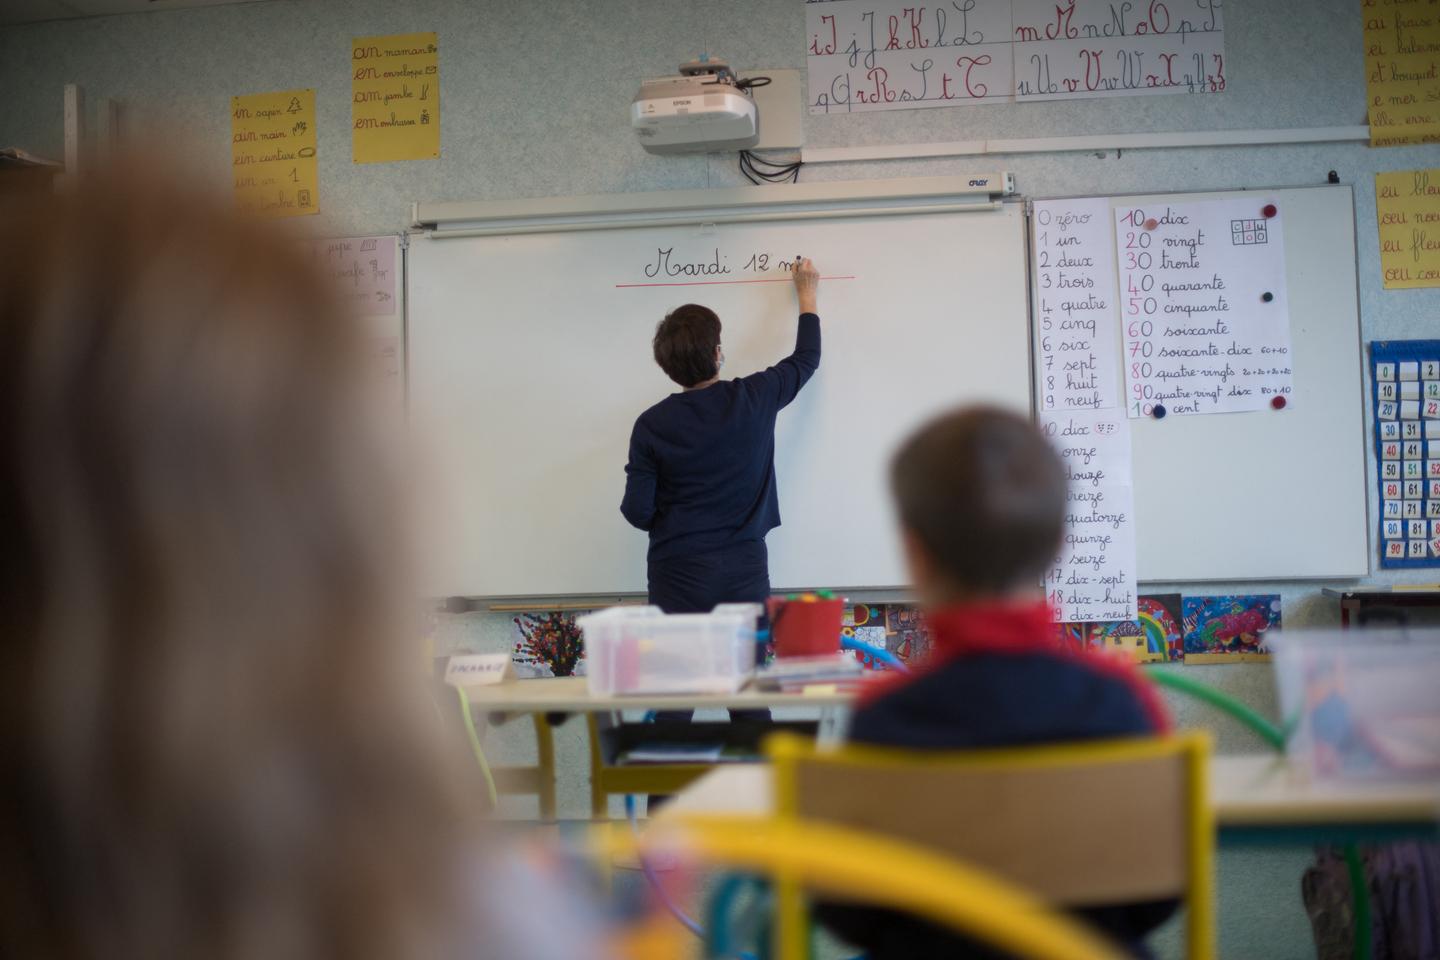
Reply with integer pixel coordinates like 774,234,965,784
1272,629,1440,782
579,603,763,696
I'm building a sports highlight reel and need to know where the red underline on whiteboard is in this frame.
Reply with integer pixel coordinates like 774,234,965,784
614,275,857,288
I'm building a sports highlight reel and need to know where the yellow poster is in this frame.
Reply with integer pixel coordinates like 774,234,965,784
1363,0,1440,147
352,32,440,163
1377,169,1440,289
230,88,318,219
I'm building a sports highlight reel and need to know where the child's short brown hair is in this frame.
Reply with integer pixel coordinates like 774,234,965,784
890,407,1066,594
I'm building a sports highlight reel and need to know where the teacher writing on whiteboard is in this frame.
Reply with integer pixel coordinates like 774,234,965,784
621,258,822,624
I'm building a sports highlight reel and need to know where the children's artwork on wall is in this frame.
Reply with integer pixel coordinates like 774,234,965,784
884,605,933,663
1142,594,1186,662
1182,595,1281,663
846,625,893,670
513,611,587,677
1053,595,1183,663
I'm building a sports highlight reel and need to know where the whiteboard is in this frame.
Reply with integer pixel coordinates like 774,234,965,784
407,183,1031,598
1032,186,1369,582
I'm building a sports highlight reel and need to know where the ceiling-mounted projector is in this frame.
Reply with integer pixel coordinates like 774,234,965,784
632,58,759,155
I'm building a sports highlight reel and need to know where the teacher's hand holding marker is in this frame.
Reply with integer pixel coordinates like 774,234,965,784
792,256,820,314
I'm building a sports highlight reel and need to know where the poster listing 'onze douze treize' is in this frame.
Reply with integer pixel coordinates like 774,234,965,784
804,0,1224,112
1114,197,1294,417
230,89,318,219
1041,409,1137,624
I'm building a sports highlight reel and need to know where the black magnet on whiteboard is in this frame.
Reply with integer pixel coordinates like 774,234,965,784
1262,291,1274,303
1152,404,1167,419
1262,203,1278,218
1328,171,1340,184
1271,395,1287,410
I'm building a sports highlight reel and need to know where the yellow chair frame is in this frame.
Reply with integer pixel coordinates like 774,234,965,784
605,815,1127,960
767,731,1216,960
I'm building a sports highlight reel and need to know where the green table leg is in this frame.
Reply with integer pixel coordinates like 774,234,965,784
1344,844,1372,960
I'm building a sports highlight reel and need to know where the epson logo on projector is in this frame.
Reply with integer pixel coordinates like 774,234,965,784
969,179,990,187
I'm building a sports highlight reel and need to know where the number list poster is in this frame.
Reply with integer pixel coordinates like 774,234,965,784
1042,410,1137,624
230,89,318,219
352,32,441,163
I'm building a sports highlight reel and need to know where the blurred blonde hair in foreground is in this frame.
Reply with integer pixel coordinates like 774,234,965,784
0,168,483,958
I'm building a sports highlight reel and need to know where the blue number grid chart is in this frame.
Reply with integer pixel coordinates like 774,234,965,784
1371,341,1440,569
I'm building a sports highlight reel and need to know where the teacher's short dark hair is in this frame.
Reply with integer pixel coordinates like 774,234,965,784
653,304,721,387
891,407,1066,594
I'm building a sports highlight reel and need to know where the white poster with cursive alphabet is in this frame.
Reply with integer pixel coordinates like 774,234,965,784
805,0,1224,113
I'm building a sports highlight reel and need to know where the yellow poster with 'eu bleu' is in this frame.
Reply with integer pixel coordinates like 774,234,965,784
352,32,440,163
231,88,318,219
1377,169,1440,289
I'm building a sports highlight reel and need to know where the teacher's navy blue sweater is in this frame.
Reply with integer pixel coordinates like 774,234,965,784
621,313,820,562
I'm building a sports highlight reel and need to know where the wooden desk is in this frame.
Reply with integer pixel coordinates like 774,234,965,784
462,677,853,820
459,675,854,713
659,755,1440,843
1322,586,1440,627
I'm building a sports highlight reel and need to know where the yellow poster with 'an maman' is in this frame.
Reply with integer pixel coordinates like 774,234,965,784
352,32,440,163
1377,169,1440,289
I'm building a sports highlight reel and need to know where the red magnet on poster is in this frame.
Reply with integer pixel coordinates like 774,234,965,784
1262,204,1277,218
1143,218,1159,230
1271,395,1287,410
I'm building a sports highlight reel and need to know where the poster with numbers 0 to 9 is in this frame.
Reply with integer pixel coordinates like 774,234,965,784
1372,341,1440,568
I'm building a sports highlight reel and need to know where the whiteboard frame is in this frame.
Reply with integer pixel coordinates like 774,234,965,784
1025,184,1371,583
406,178,1033,602
412,175,1013,237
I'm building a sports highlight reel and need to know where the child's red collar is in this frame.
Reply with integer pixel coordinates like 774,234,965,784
855,600,1172,733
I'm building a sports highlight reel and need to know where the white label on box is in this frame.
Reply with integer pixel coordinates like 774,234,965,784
1383,461,1402,479
1404,441,1423,459
1386,480,1404,499
1402,399,1422,420
1407,421,1426,438
1424,361,1440,379
1409,539,1428,558
1428,500,1440,518
1384,441,1402,460
444,653,517,687
1381,382,1399,401
1382,421,1401,439
1401,361,1420,381
1384,499,1403,517
1401,380,1421,400
1381,400,1399,420
1426,382,1440,400
1378,362,1396,381
1405,499,1424,517
1406,460,1424,479
1409,519,1428,539
1385,519,1404,538
1386,540,1406,558
1404,480,1423,499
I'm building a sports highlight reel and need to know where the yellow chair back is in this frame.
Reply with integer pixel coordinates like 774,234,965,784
766,731,1215,959
602,815,1128,960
